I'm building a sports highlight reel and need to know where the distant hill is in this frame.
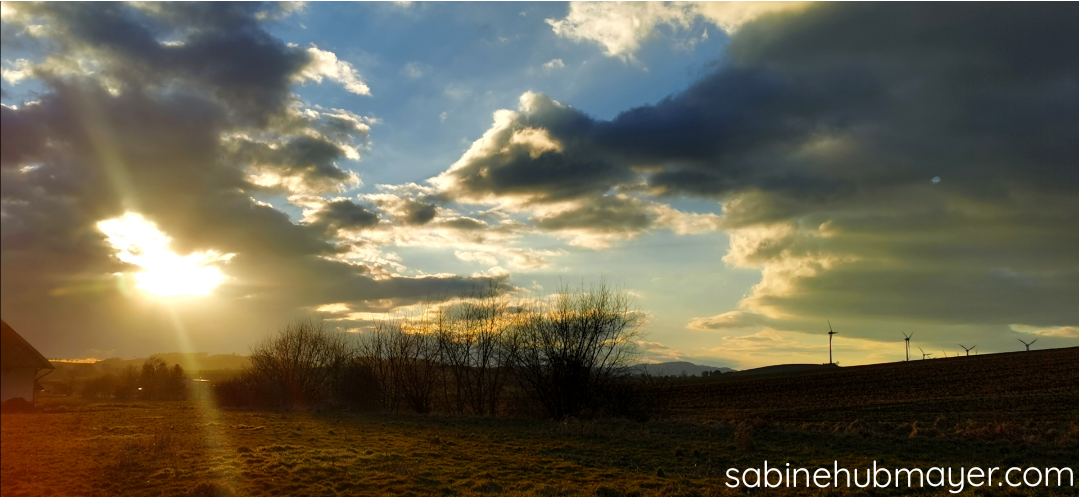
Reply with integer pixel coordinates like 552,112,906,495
666,347,1079,426
48,353,250,379
728,363,839,377
632,361,734,377
141,353,250,372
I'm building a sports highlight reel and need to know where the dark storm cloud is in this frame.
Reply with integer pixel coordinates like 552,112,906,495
532,195,654,234
401,200,438,225
433,92,633,204
620,2,1079,203
0,103,45,166
0,2,500,357
309,200,380,235
13,2,310,123
724,189,1079,328
233,135,357,194
442,3,1078,204
436,3,1079,332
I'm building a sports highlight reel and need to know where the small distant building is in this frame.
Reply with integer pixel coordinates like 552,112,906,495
1,320,55,402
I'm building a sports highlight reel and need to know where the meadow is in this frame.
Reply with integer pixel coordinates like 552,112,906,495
3,348,1077,497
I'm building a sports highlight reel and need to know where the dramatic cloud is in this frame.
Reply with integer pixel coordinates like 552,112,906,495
430,92,722,248
438,3,1079,345
0,2,498,356
431,92,627,205
4,2,1076,362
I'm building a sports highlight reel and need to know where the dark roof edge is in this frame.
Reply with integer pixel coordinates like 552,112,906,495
1,319,56,370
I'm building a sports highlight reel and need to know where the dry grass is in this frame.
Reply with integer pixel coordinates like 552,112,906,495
3,348,1077,496
3,400,1076,496
2,401,726,497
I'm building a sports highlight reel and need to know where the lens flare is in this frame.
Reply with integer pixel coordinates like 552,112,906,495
97,213,233,296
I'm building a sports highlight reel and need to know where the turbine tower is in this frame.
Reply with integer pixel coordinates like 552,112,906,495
1018,338,1037,352
902,332,913,361
960,344,976,357
827,320,838,365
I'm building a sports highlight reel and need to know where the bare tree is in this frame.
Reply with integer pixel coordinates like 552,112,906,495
393,314,441,414
511,281,643,418
354,319,400,411
436,284,521,416
356,314,441,414
247,317,352,407
221,281,657,418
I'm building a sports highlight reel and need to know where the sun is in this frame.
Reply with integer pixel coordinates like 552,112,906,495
97,213,233,297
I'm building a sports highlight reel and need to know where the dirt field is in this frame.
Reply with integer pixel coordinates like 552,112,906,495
3,348,1077,496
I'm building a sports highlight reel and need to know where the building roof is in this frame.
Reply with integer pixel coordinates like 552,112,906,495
1,320,55,370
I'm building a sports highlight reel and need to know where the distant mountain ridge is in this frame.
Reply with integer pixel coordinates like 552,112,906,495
631,361,734,377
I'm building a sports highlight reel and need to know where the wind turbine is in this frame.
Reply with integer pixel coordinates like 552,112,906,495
1018,338,1037,352
902,332,913,361
827,320,838,365
960,344,976,357
919,346,932,360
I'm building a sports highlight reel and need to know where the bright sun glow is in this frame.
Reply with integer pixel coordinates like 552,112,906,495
97,213,233,296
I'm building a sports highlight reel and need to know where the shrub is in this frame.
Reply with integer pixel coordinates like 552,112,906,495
246,317,352,408
511,281,643,418
735,423,755,452
211,281,665,420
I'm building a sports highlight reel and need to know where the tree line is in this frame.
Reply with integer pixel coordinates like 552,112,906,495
214,282,669,419
81,358,188,401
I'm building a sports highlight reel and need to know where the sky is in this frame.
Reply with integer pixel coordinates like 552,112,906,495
2,2,1077,369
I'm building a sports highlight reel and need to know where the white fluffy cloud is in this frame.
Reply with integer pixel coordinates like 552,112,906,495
541,58,565,72
547,1,809,62
296,46,372,95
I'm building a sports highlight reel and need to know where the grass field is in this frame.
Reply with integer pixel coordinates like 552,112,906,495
3,348,1077,496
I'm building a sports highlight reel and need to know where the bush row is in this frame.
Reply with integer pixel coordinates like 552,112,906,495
213,283,672,419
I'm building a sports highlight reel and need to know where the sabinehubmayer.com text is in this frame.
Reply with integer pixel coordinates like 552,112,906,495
725,461,1074,493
